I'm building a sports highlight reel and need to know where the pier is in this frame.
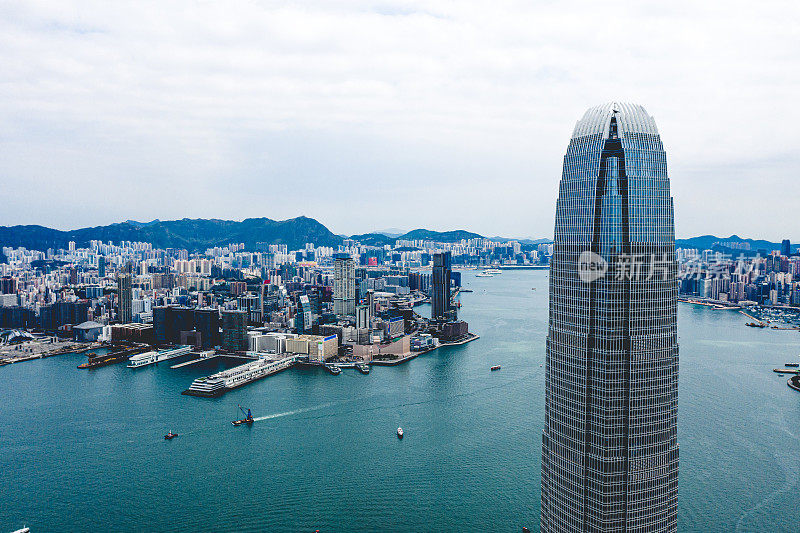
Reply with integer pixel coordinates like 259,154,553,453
170,350,217,368
127,346,192,368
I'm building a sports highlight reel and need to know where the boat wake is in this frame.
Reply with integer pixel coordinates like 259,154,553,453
252,402,334,422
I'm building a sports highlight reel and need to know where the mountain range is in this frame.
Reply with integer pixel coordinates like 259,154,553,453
0,218,488,252
0,217,786,254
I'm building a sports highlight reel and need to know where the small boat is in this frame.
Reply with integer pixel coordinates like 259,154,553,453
397,427,404,439
326,365,341,375
164,431,178,440
476,273,493,278
356,363,370,374
232,404,254,426
786,363,799,368
491,365,501,371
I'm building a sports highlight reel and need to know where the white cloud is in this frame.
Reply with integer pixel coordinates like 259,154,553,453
1,0,798,239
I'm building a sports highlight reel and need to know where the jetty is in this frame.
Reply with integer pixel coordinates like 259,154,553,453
127,346,192,368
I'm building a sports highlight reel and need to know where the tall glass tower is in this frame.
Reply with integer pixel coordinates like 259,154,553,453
541,103,678,532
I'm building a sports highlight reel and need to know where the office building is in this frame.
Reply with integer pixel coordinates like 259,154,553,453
781,239,791,257
296,294,312,333
0,276,16,294
431,252,453,322
153,306,219,349
541,103,679,532
221,310,248,352
333,254,356,316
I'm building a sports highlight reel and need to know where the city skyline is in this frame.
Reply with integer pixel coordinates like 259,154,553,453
2,2,799,239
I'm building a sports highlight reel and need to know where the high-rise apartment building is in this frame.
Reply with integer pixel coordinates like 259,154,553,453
541,103,679,532
117,273,133,324
431,252,453,322
333,254,356,316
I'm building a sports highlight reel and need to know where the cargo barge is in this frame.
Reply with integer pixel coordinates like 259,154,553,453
77,345,149,369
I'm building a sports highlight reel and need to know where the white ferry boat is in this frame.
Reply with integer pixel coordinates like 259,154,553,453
483,268,502,274
183,355,299,397
476,272,494,278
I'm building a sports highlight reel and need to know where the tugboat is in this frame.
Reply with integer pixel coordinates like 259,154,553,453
397,427,404,439
232,405,255,426
491,365,501,371
164,431,178,440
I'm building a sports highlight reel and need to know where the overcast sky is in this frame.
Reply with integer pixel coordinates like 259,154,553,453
1,1,798,240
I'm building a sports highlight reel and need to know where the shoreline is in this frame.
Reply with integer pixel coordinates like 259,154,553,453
369,333,480,366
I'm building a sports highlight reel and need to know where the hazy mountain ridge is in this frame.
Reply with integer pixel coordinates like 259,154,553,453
2,219,781,255
0,217,342,252
675,234,783,252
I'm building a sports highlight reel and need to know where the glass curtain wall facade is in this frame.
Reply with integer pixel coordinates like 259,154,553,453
431,252,453,322
541,103,678,532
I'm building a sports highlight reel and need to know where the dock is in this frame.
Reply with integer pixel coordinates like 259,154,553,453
170,350,217,368
128,346,192,368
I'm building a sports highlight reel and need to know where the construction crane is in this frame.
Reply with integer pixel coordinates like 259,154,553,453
232,404,254,426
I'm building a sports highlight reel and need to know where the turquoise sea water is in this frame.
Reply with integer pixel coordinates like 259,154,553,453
1,270,799,532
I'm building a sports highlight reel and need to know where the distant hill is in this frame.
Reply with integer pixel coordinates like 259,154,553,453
487,236,553,245
348,233,396,246
0,217,343,252
369,228,406,238
348,228,484,246
398,229,483,242
676,234,782,253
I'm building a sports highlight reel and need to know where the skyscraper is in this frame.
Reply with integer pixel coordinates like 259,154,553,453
781,239,791,257
431,251,453,322
117,273,133,324
221,310,248,352
333,254,356,316
541,103,679,532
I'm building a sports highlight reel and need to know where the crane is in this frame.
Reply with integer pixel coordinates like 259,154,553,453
232,404,254,426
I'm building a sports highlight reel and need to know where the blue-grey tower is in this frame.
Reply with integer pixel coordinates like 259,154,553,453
541,103,679,532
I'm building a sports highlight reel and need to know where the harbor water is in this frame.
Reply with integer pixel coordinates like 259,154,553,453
1,270,799,531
